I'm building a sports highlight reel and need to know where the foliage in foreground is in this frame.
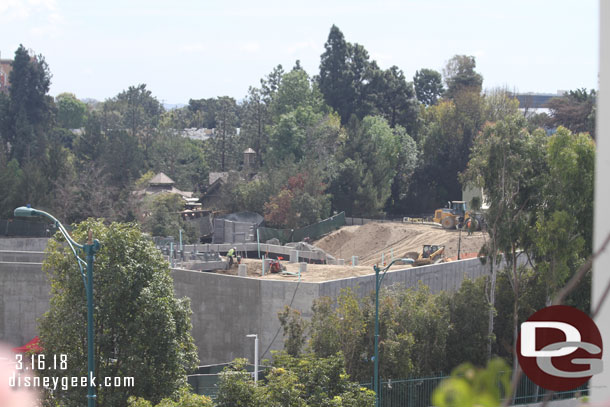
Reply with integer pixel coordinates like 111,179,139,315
128,388,213,407
39,220,198,407
215,356,375,407
432,358,511,407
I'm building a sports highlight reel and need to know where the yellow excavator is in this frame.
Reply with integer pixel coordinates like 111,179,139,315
433,201,481,230
413,245,445,266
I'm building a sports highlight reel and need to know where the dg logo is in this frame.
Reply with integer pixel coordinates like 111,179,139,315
517,305,603,391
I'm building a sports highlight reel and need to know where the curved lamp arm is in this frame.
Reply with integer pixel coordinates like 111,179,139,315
14,206,88,278
373,259,406,288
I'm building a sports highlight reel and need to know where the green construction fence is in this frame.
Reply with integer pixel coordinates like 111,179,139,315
257,212,346,245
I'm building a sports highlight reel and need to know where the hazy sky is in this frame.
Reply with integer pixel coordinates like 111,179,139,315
0,0,599,104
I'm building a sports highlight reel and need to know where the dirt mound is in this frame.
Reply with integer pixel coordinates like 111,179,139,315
314,222,487,265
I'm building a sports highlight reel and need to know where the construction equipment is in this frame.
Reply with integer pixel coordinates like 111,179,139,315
268,259,286,273
433,201,481,230
412,245,445,266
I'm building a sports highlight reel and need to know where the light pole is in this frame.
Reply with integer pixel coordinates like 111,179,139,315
372,259,402,407
14,206,100,407
246,334,259,383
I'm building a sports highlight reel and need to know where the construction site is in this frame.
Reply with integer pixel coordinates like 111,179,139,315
172,220,487,283
1,194,496,369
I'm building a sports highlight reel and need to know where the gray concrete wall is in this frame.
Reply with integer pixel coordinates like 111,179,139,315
0,261,50,347
0,250,46,263
319,257,490,299
1,237,503,366
0,237,49,251
171,269,320,364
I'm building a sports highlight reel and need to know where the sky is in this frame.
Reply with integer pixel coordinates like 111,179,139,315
0,0,600,105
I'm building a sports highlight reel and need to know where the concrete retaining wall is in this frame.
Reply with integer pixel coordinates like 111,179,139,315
0,250,46,263
0,237,500,366
171,269,320,363
318,257,489,300
0,261,50,347
0,237,49,251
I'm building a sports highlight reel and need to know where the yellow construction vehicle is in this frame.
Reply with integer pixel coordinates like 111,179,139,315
433,201,481,230
413,245,445,266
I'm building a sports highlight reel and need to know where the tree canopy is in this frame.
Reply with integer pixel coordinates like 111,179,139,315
39,220,198,407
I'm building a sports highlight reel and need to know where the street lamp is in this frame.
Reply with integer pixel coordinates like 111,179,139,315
372,259,405,407
14,206,100,407
246,334,259,383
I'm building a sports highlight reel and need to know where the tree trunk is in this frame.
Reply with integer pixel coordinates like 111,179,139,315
510,243,520,403
487,250,497,359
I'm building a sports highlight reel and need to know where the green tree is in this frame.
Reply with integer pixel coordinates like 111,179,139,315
215,359,263,407
263,171,331,228
414,68,444,106
127,388,213,407
258,367,307,407
533,127,595,307
432,359,510,407
278,306,308,357
102,84,163,160
187,98,219,129
404,79,486,214
306,285,451,382
271,352,376,407
442,55,483,99
318,25,355,123
367,65,419,134
4,44,53,162
545,88,596,138
330,116,399,217
385,125,418,215
267,69,333,163
141,193,193,240
0,159,24,217
73,110,107,163
444,278,489,369
462,114,547,363
149,130,209,193
271,69,325,119
214,96,237,171
261,65,285,103
241,86,269,167
56,92,88,129
39,220,198,407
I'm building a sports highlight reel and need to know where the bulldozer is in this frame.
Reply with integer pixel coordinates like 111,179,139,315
433,201,481,230
412,245,445,266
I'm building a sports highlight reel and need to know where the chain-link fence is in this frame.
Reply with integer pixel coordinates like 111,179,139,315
360,372,588,407
257,212,346,245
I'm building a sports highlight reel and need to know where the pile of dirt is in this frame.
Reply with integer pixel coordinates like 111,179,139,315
314,222,487,265
209,222,488,283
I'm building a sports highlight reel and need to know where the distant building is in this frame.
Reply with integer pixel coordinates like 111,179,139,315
514,91,566,115
134,172,200,208
0,54,13,93
201,172,229,210
181,128,215,141
181,127,241,141
462,185,490,211
200,148,258,210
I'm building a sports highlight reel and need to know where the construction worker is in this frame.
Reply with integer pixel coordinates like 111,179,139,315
227,247,237,267
467,218,475,236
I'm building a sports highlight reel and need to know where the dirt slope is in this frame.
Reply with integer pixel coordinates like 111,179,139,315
314,222,487,265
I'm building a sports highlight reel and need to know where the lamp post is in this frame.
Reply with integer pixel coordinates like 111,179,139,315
246,334,259,383
14,206,100,407
372,259,402,407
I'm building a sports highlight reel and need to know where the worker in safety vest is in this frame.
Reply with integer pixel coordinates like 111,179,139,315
227,247,237,266
467,218,475,236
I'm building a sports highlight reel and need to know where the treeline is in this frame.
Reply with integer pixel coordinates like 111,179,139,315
0,26,596,231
